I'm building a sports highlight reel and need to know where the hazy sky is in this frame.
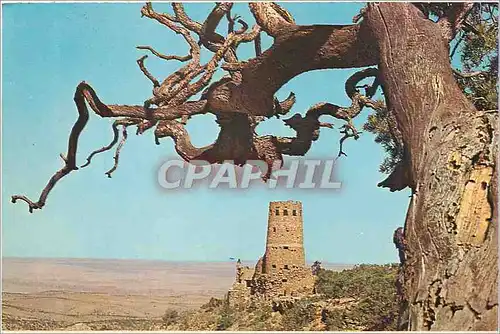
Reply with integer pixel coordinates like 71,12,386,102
2,2,413,264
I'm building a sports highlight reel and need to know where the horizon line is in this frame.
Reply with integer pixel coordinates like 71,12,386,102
1,255,363,266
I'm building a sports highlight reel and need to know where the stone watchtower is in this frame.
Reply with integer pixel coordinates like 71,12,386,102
227,200,315,304
263,201,305,274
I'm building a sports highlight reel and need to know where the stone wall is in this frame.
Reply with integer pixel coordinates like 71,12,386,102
252,267,315,298
263,201,305,274
228,283,251,307
228,265,254,307
237,265,254,284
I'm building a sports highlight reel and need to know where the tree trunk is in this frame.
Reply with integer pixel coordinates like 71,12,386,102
365,3,498,330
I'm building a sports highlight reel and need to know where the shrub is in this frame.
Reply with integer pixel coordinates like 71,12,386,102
202,297,224,311
215,300,234,330
162,309,179,326
281,299,317,331
316,264,399,331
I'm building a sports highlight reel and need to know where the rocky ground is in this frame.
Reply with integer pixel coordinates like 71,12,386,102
2,313,166,331
160,295,365,331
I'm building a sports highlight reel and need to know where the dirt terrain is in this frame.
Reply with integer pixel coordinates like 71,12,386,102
2,257,235,330
2,257,351,330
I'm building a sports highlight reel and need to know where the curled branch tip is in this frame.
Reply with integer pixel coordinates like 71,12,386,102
105,125,129,178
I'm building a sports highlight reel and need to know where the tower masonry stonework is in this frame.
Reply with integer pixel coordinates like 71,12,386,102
227,201,315,306
263,201,305,274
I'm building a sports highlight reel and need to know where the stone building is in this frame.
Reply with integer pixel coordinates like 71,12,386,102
263,201,306,273
228,201,315,306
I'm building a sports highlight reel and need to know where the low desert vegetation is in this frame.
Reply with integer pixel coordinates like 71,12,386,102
162,264,400,331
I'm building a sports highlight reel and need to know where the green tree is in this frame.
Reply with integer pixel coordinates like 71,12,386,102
316,264,399,331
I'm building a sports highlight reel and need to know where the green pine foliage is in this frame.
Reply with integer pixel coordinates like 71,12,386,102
455,3,498,111
362,103,403,174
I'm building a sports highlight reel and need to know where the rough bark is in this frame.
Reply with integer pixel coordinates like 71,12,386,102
365,3,498,330
207,22,377,116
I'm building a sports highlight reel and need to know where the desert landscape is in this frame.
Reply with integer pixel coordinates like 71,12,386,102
1,257,351,330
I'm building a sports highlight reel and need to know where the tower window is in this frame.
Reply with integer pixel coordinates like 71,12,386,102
275,209,279,215
282,278,288,282
284,265,289,269
292,210,297,216
284,209,288,216
272,264,277,268
273,227,276,232
284,246,289,249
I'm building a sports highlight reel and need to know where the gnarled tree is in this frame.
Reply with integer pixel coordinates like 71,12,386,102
11,2,497,331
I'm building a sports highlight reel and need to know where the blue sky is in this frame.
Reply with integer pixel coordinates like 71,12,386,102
2,2,412,264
